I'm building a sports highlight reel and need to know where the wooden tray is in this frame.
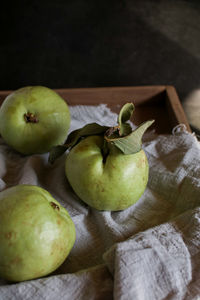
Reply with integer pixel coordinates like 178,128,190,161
0,85,191,134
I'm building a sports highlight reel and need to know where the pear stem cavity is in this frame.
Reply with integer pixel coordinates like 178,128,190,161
101,140,110,164
24,112,38,123
101,148,109,164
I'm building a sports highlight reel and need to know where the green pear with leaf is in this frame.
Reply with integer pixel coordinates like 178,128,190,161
0,185,76,282
49,103,154,211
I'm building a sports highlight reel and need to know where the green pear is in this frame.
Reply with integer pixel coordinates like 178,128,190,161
0,86,70,155
49,103,154,211
65,135,149,211
0,185,76,282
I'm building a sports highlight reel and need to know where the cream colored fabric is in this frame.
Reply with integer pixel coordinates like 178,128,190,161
0,105,200,300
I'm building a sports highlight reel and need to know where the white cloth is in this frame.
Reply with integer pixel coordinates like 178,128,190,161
0,104,200,300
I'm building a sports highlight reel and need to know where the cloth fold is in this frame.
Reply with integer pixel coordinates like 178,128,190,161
104,208,200,300
0,104,200,300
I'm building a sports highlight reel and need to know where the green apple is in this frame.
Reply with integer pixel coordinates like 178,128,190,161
65,135,149,210
0,185,76,282
49,103,154,211
0,86,70,155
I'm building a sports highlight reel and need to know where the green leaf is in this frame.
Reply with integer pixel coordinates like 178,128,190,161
49,123,109,164
118,103,135,136
66,123,109,147
48,145,68,164
120,123,133,136
118,103,135,124
106,120,155,154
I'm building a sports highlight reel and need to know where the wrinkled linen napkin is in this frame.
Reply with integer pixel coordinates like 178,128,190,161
0,104,200,300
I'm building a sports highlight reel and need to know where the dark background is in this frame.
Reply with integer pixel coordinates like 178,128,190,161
1,0,200,101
